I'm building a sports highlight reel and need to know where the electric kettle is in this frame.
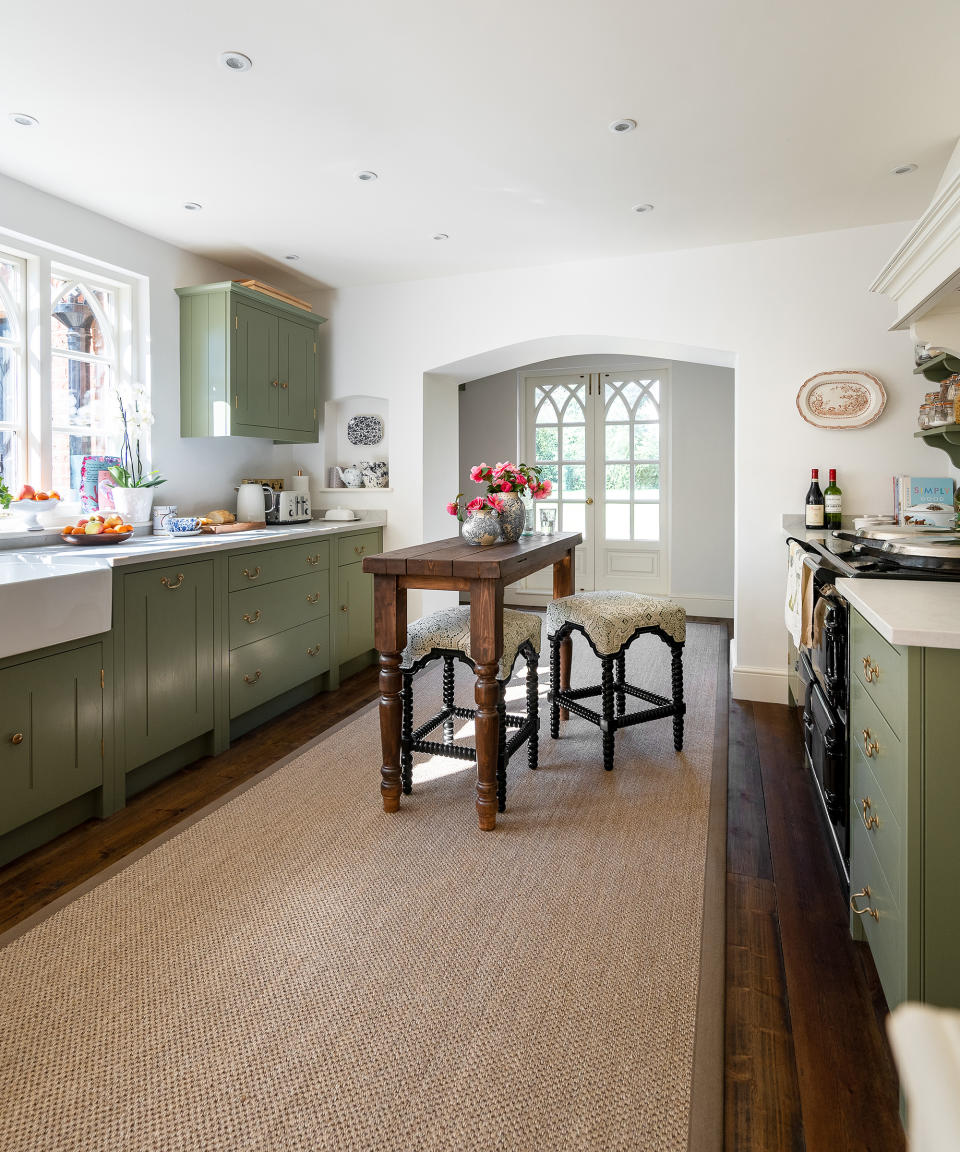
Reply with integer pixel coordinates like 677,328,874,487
236,482,274,523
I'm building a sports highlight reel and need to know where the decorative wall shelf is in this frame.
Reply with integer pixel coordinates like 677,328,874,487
912,352,960,383
915,426,960,469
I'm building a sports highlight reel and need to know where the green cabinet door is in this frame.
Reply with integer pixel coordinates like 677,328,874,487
233,300,279,430
278,316,317,435
0,644,103,836
122,561,215,769
336,561,375,666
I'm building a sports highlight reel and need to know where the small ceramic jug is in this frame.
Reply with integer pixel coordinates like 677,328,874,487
336,466,365,488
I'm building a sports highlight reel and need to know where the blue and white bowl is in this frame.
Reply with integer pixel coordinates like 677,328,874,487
167,517,201,535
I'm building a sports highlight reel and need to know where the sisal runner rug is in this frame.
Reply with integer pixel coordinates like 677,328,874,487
0,623,726,1152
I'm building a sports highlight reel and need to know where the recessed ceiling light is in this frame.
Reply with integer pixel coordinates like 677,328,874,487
632,203,655,213
10,113,38,127
356,171,378,182
284,254,300,261
892,162,918,176
433,233,449,241
609,118,637,134
220,51,253,72
183,202,203,211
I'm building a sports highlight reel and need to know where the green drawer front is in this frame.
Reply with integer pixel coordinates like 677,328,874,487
849,675,906,827
0,644,103,836
229,571,329,649
338,530,380,568
850,610,905,737
228,539,330,592
851,811,905,1011
229,619,330,718
851,744,904,908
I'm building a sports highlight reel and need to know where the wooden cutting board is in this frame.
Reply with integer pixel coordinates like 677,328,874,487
200,521,266,534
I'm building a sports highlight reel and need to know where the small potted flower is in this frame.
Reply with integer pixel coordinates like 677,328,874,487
106,384,165,524
449,461,553,545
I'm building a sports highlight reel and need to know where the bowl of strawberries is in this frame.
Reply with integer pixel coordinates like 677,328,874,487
61,512,134,545
10,484,61,531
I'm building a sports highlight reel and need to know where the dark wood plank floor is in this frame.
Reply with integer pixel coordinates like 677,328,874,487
0,665,906,1150
727,698,905,1152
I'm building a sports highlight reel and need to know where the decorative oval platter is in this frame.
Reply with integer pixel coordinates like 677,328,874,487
796,370,886,429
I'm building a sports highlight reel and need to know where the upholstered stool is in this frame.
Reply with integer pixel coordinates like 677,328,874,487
546,591,686,771
400,606,541,812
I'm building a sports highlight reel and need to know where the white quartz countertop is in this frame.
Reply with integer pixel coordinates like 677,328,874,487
836,578,960,649
0,517,385,661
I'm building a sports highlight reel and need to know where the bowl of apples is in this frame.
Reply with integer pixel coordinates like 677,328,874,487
10,485,61,531
60,513,134,546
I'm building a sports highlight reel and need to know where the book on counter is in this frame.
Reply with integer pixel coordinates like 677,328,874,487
892,475,955,523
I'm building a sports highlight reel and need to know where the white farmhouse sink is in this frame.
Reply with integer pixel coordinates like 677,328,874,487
0,552,113,659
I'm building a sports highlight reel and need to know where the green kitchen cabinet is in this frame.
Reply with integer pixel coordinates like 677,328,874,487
848,609,960,1012
119,559,216,770
0,642,105,837
336,561,375,667
176,281,325,443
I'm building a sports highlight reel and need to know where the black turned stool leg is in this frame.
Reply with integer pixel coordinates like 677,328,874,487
601,655,615,771
442,657,455,744
615,649,626,717
549,633,561,739
496,683,508,813
400,672,414,794
672,643,685,752
527,651,539,770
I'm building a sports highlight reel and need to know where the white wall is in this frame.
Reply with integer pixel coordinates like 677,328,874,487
0,171,331,513
317,220,956,701
458,354,735,615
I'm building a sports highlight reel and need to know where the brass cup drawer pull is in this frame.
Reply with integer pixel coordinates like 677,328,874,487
354,544,366,555
242,566,261,581
242,610,262,624
862,728,879,759
306,643,322,657
850,887,879,921
306,592,321,604
10,732,24,745
861,656,880,683
305,554,323,566
243,670,262,685
161,573,185,590
860,797,880,831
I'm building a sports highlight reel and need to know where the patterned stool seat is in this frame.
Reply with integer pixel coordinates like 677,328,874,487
546,590,686,656
547,590,686,772
402,605,542,680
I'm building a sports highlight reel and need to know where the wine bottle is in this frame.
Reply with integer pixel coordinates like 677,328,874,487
824,468,842,529
805,468,825,529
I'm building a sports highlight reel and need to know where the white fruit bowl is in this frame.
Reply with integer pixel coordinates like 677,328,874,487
9,498,60,531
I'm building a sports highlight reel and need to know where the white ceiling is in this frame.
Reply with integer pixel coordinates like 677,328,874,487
1,0,958,289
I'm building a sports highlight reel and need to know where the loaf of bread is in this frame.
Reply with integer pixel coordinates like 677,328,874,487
207,509,236,525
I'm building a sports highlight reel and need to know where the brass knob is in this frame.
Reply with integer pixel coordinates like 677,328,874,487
341,604,349,612
243,670,262,685
242,566,261,580
271,380,279,389
585,497,594,505
280,381,288,389
161,573,184,590
242,610,262,624
10,732,23,745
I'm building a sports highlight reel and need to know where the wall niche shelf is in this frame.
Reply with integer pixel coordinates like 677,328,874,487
915,425,960,469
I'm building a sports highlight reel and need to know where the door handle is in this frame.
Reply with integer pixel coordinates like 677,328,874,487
850,887,879,921
585,497,594,505
10,732,24,745
161,573,184,590
280,381,288,389
271,380,279,389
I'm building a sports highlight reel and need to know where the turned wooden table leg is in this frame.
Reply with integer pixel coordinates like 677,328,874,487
471,579,504,831
374,574,406,813
553,547,575,722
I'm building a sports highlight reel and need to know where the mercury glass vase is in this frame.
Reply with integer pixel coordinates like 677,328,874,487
496,492,527,543
461,508,501,546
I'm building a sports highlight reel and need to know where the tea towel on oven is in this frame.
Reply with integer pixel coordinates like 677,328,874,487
785,540,812,648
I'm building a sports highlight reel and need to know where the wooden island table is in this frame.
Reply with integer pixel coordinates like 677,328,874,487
362,531,581,830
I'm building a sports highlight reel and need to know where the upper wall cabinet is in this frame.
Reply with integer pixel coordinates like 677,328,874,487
176,282,326,443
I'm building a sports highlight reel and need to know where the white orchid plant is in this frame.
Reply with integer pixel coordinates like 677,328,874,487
106,383,165,489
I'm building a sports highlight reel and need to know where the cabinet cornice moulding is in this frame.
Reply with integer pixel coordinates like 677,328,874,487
870,169,960,328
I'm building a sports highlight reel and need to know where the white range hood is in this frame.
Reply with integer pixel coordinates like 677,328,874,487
872,137,960,342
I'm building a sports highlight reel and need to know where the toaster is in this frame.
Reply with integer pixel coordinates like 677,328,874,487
272,490,312,523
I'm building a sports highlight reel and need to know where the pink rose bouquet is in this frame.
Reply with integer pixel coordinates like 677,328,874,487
447,460,550,521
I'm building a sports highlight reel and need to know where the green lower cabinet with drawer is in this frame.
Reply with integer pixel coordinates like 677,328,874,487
336,560,376,667
229,571,329,648
848,609,960,1013
230,620,330,718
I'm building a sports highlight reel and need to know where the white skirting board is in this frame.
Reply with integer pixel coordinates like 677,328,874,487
729,639,788,704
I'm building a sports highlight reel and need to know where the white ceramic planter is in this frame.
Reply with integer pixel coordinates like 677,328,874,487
111,488,154,524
